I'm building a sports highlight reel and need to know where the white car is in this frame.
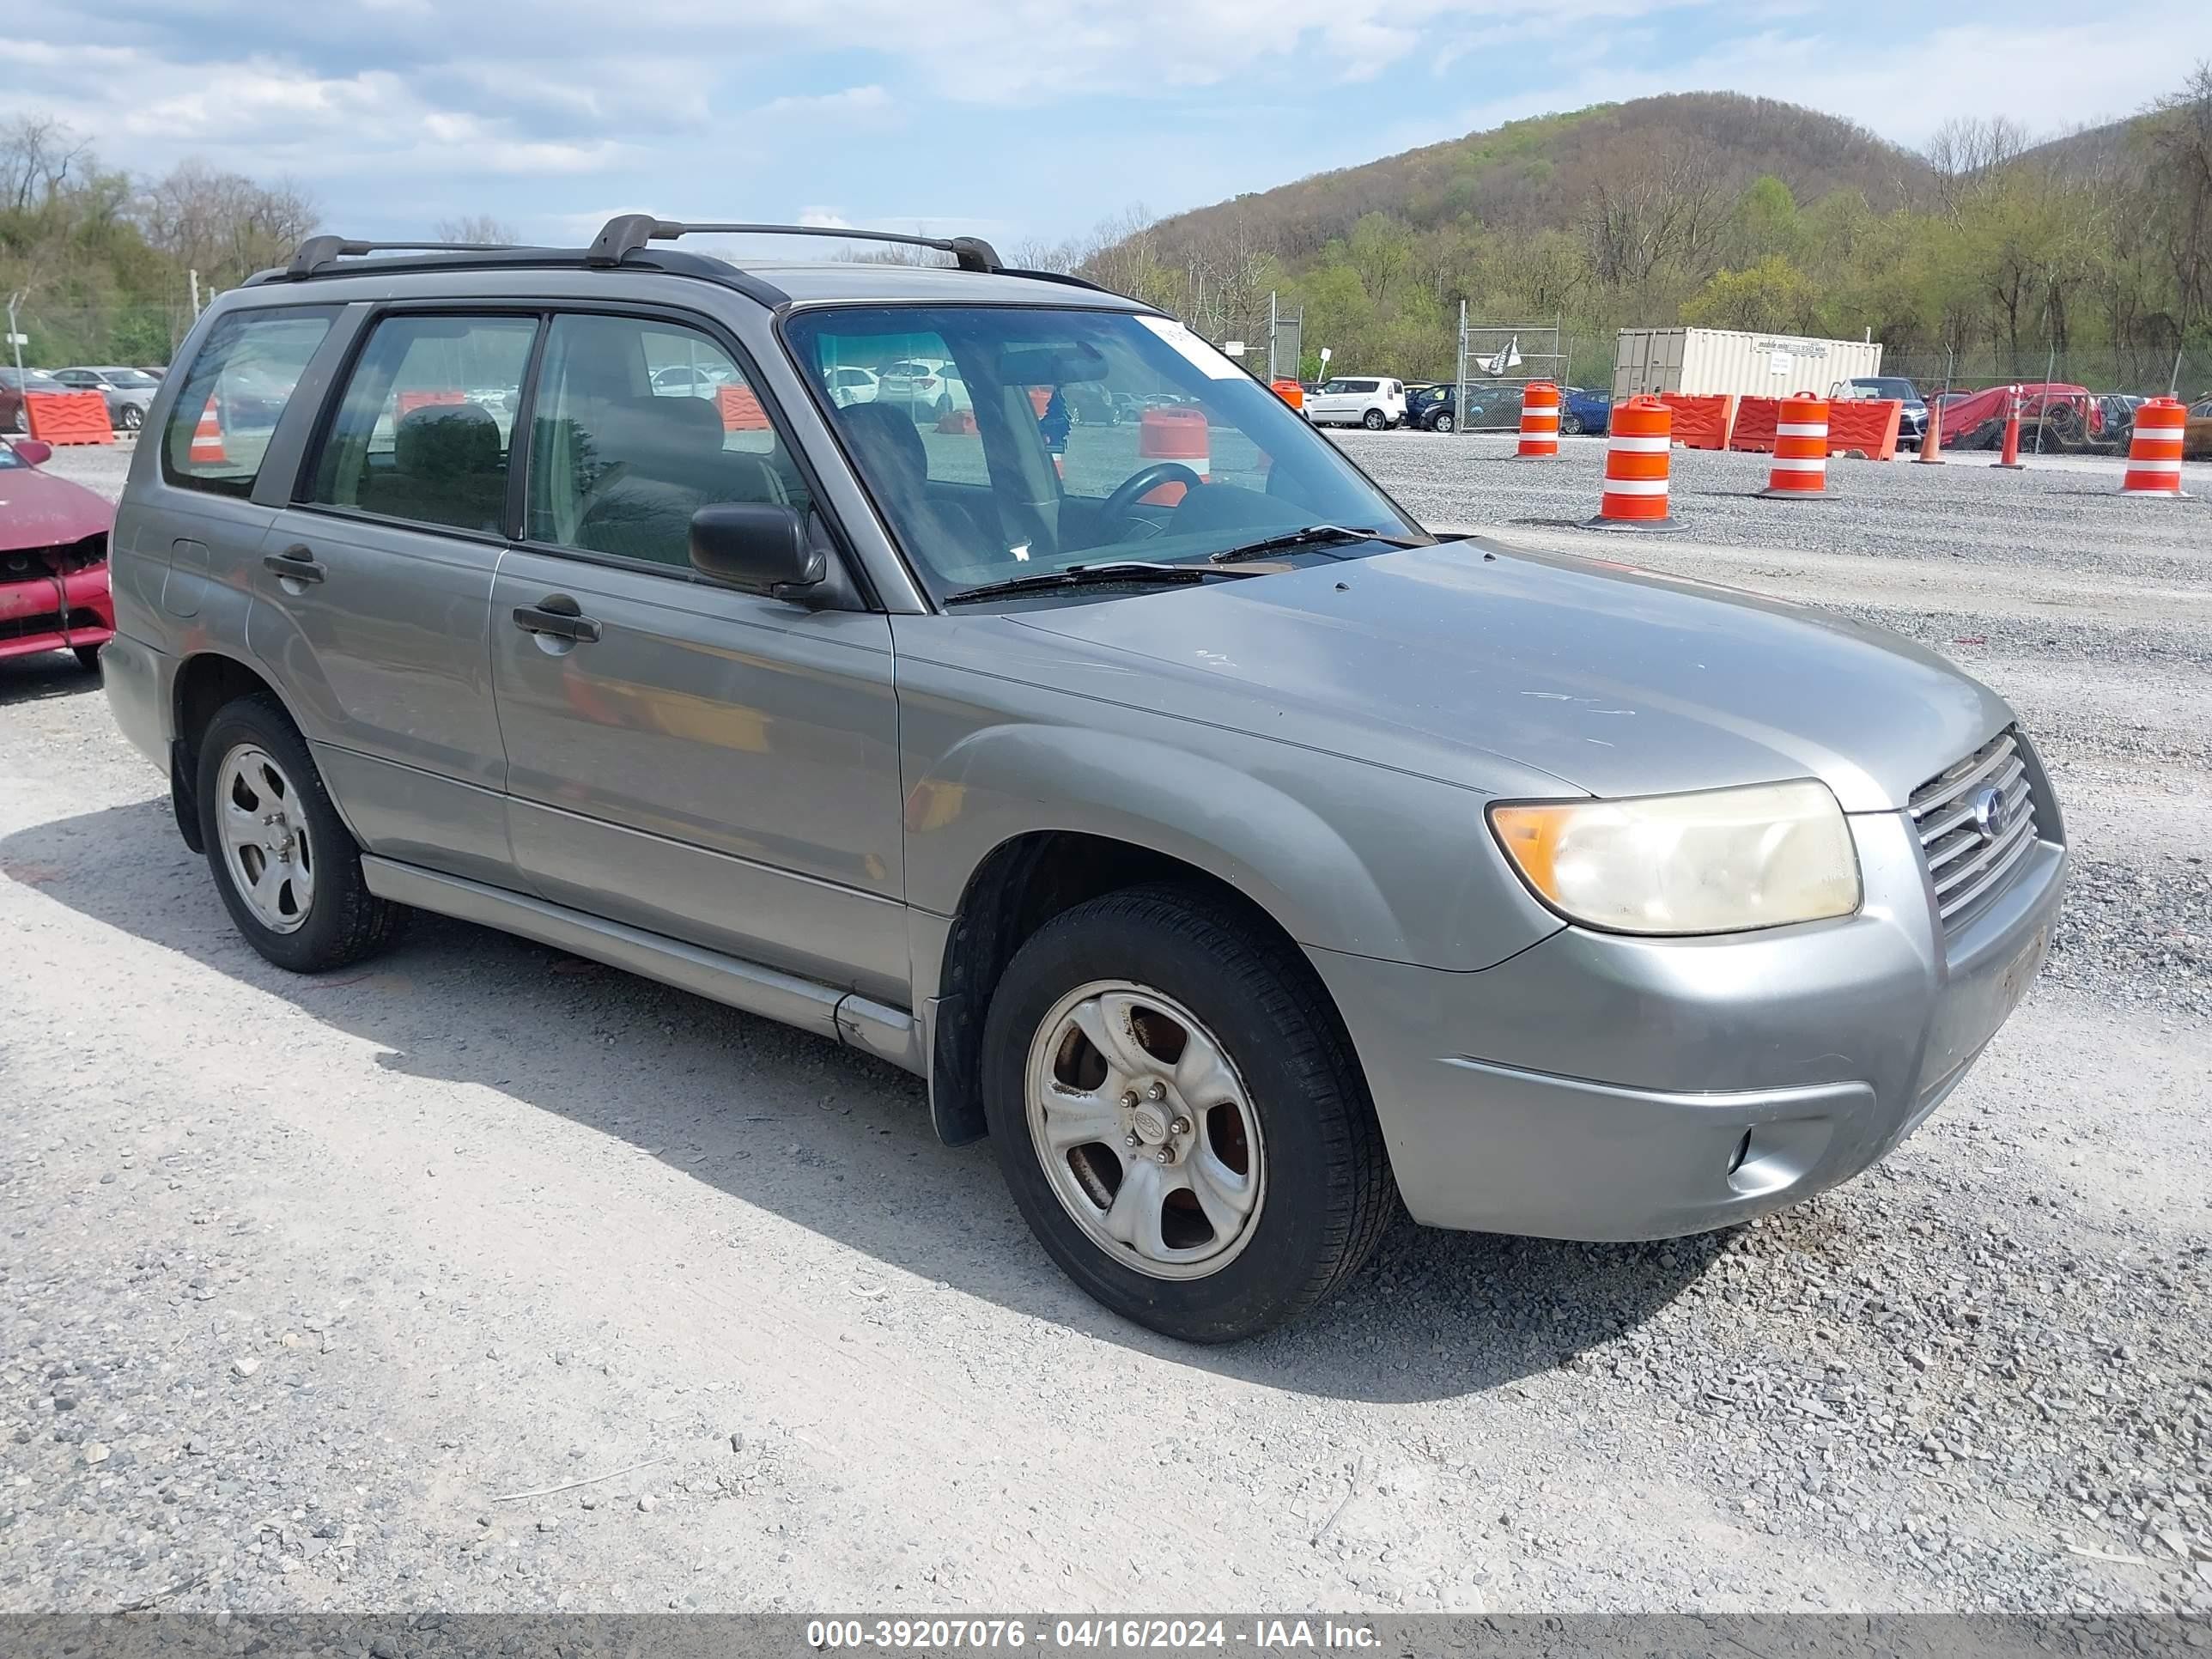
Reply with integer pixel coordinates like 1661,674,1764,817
825,366,879,408
650,363,736,398
878,358,968,420
1304,376,1407,430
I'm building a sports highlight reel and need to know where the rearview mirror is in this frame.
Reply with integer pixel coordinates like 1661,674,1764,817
10,439,52,466
998,343,1109,385
689,503,824,599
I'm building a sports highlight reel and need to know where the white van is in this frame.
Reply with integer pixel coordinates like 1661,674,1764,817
1304,376,1407,430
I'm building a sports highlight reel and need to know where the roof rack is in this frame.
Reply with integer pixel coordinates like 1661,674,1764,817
283,235,521,278
586,215,1006,272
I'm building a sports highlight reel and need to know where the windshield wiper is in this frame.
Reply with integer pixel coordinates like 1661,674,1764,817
943,561,1261,606
1209,524,1428,564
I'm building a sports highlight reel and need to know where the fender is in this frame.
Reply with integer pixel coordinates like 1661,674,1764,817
902,720,1564,976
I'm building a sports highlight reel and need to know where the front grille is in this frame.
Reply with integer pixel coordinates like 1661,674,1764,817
1910,729,2040,935
0,608,64,643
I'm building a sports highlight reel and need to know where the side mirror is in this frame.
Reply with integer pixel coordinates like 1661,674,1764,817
11,439,52,467
689,503,824,599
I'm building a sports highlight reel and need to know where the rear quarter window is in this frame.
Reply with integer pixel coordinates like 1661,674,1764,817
161,307,338,499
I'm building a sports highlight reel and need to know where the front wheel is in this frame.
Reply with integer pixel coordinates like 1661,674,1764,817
1560,411,1584,436
981,886,1394,1342
1431,412,1455,434
73,644,102,674
198,694,406,973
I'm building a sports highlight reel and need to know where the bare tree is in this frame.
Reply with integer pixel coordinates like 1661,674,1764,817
137,161,320,288
0,114,91,213
434,213,520,245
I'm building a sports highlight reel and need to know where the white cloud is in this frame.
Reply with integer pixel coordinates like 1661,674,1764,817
758,86,893,122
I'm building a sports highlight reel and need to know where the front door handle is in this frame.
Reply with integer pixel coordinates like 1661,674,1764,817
263,544,325,584
513,601,601,644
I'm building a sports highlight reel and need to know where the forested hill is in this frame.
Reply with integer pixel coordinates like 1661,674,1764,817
1066,76,2211,393
1142,94,1935,264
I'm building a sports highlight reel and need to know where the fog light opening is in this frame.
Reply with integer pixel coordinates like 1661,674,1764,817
1726,1129,1753,1177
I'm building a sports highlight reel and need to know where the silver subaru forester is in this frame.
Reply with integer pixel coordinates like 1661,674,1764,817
101,218,2066,1341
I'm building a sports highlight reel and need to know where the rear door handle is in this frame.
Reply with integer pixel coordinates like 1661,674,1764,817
513,603,601,644
263,544,325,584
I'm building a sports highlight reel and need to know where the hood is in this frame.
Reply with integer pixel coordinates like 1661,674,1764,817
0,459,114,555
1010,539,2011,812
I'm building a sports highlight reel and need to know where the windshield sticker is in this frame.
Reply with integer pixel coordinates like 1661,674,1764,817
1136,315,1241,380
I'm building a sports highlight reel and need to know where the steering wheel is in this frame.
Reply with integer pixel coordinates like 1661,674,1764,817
1097,462,1203,539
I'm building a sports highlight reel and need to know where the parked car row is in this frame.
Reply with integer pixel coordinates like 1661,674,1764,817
2,364,169,434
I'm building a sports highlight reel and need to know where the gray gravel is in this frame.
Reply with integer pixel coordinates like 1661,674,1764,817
2,433,2208,1620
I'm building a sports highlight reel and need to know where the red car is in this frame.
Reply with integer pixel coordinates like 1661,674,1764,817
0,437,115,672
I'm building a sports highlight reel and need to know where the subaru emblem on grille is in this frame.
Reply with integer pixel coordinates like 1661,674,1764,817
1972,785,2007,842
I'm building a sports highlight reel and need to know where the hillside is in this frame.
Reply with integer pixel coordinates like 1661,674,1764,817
1140,93,1936,264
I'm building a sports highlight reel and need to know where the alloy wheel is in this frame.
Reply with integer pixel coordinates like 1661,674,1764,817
215,744,317,934
1024,980,1265,1279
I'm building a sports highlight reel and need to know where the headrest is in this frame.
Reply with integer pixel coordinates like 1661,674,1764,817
394,401,501,480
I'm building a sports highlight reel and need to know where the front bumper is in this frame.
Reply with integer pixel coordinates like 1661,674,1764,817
1311,799,2068,1239
0,566,114,661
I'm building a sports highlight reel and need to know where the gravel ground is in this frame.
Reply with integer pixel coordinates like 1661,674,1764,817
1,435,2208,1620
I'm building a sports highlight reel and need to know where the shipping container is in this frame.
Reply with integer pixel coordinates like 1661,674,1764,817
1612,327,1884,401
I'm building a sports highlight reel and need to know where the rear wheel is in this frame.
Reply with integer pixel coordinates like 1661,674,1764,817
1361,408,1386,431
118,404,143,432
981,885,1394,1342
197,695,405,973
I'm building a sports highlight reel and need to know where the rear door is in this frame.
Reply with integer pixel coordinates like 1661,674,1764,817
247,309,538,887
488,307,907,1000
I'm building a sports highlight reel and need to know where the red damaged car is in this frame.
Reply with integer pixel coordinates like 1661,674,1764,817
0,436,115,672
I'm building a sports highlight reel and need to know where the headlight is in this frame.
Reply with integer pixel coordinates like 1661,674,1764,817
1489,780,1861,936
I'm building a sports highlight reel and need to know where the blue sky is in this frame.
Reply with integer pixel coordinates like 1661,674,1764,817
21,2,2212,249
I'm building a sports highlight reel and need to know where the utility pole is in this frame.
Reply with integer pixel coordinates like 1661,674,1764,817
2172,345,2186,400
1267,290,1279,382
189,269,202,318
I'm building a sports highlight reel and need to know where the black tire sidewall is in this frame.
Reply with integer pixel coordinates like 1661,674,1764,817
981,894,1376,1343
197,697,372,973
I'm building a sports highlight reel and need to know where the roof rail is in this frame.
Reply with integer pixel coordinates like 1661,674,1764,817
284,235,520,279
586,216,1005,274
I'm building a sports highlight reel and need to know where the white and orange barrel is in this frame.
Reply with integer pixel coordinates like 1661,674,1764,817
2121,398,2188,497
1588,396,1678,529
1759,392,1830,497
1517,381,1559,458
189,395,228,465
1137,406,1209,505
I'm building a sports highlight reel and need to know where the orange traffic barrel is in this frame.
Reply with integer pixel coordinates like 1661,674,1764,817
189,395,228,465
1587,396,1679,530
1759,393,1831,498
2120,398,2187,497
1517,381,1559,458
1136,406,1209,505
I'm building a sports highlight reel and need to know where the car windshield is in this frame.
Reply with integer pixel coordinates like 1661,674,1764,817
105,369,160,387
0,443,23,470
784,305,1421,602
3,369,63,390
1862,379,1917,399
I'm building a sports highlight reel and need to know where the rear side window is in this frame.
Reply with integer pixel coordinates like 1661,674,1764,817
525,313,811,569
161,307,336,499
308,313,538,535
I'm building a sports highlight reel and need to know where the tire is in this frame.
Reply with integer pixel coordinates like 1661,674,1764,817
1361,408,1387,431
981,884,1394,1343
1560,411,1584,436
196,694,406,973
1432,412,1455,434
73,644,101,674
118,404,143,432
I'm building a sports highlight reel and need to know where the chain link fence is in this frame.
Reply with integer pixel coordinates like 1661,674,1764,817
5,301,200,373
1884,347,2212,404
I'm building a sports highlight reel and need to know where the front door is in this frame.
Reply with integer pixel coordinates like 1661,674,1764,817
489,309,908,1002
247,309,538,886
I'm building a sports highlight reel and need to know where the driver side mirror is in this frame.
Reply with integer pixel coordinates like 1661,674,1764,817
689,503,824,600
11,439,52,467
